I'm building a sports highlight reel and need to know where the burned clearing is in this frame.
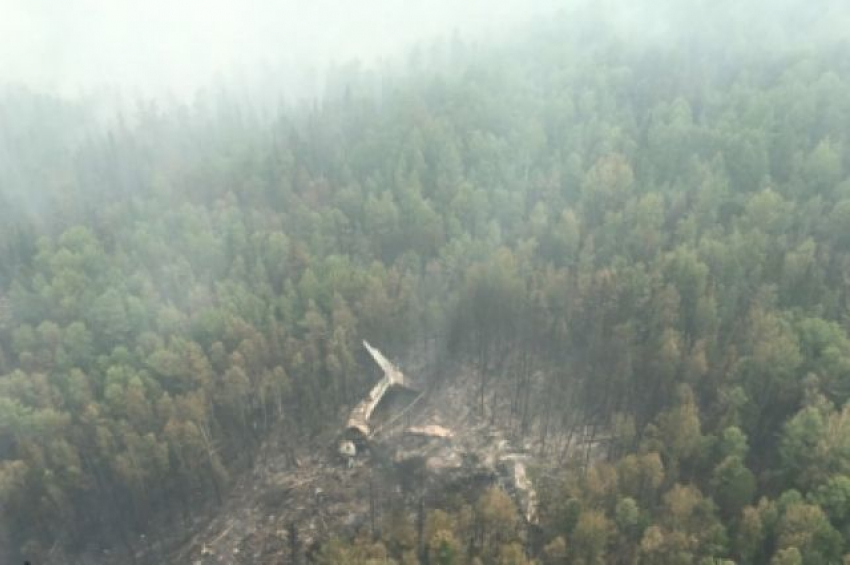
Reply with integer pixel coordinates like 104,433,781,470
165,342,591,564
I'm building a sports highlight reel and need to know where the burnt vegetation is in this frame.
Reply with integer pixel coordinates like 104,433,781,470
2,1,850,563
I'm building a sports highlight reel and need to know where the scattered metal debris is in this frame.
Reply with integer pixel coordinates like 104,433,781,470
164,344,588,564
405,424,454,439
339,341,540,526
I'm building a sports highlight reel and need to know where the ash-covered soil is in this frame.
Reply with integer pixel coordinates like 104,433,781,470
119,361,588,564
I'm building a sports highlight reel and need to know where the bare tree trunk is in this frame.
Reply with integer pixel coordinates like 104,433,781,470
519,351,533,437
416,497,426,562
539,390,553,457
510,361,523,430
369,469,376,538
583,422,598,475
478,337,487,416
288,522,301,565
199,425,224,505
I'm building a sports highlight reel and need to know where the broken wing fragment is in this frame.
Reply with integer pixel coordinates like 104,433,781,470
341,341,416,454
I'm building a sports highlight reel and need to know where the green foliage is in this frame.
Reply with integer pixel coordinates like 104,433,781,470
776,502,843,565
710,456,756,517
570,510,612,565
2,2,850,563
810,475,850,527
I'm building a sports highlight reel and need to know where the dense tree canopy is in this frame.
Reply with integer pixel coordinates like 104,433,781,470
2,1,850,563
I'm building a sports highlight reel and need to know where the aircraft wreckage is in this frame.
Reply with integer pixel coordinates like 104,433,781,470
337,341,539,524
343,341,413,439
338,341,422,459
178,342,552,564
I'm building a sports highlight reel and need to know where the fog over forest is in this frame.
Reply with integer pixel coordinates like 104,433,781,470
3,1,850,564
3,0,849,103
1,0,564,98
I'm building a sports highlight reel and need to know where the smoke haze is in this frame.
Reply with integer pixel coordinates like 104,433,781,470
0,0,564,99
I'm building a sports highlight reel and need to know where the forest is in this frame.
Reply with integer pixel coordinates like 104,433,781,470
2,0,850,563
